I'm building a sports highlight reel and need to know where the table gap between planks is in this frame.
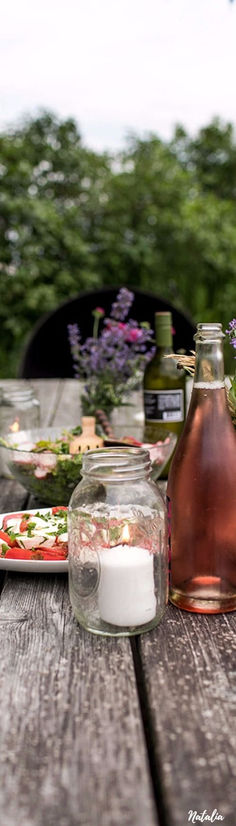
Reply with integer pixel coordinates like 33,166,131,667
0,379,235,826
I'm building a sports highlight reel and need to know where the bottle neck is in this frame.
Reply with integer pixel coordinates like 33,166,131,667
155,322,173,349
193,324,225,388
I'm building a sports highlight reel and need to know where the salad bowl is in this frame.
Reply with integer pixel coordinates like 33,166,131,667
0,426,177,505
0,426,84,505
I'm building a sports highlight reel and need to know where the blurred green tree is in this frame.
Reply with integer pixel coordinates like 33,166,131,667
0,112,110,374
90,131,236,352
0,111,236,376
171,119,236,199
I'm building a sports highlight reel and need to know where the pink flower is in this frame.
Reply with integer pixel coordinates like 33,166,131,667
94,307,105,316
125,328,142,343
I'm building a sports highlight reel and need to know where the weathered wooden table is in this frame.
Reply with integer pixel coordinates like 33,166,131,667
0,380,235,826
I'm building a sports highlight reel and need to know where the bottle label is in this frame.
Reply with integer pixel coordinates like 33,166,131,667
144,389,184,422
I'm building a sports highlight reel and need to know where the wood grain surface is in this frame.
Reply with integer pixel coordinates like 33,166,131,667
139,605,236,825
0,401,157,826
0,572,157,826
0,379,235,826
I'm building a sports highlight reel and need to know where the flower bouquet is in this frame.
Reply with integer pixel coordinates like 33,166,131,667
68,288,154,417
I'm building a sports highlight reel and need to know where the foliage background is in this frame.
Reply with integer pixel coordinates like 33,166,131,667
0,111,236,376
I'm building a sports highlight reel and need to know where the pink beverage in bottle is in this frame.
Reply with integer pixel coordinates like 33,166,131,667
167,323,236,613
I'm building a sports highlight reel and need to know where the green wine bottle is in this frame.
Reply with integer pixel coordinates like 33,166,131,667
143,312,186,476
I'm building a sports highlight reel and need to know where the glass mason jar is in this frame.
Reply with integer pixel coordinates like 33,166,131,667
0,384,40,435
68,447,168,636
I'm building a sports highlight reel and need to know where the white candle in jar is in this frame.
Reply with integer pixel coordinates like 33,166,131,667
98,526,156,627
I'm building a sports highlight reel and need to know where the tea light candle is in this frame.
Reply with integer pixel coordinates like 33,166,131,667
98,531,156,627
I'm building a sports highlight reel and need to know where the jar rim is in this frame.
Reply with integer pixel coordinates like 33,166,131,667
82,446,151,481
0,385,37,403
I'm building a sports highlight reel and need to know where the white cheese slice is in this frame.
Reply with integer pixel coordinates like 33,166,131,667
57,532,68,544
4,518,22,533
16,534,47,550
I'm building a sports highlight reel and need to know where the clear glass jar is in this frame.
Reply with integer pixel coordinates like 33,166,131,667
68,447,168,636
0,384,40,478
0,384,40,436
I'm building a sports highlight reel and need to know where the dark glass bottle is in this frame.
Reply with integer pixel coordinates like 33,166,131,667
143,312,186,475
167,323,236,613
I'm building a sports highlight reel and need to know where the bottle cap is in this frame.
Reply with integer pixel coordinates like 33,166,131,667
155,312,172,326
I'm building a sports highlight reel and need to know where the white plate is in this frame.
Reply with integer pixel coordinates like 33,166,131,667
0,508,68,573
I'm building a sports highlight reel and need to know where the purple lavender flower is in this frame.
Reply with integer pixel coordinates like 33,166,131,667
67,324,80,361
67,289,154,413
110,288,134,321
67,323,80,348
226,319,236,332
225,319,236,356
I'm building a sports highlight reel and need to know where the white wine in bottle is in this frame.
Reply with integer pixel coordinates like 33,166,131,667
143,312,186,475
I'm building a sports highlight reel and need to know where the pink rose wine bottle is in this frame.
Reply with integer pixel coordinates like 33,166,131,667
167,323,236,613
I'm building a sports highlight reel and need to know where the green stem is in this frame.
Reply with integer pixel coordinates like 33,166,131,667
93,316,100,339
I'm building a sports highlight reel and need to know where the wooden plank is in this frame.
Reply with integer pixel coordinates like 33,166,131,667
0,573,157,826
31,379,83,428
29,379,63,427
139,603,236,825
49,379,83,428
0,478,29,515
0,478,30,600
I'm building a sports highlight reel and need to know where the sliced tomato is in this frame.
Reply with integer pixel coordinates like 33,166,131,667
2,512,33,530
37,551,66,560
51,506,68,514
0,530,18,548
19,516,32,532
2,545,67,561
41,543,67,554
37,545,67,560
5,548,32,559
41,552,66,560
